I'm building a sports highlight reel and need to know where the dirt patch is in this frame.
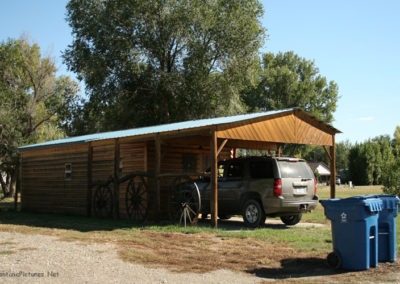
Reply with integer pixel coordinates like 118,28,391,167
118,231,297,273
0,231,261,284
0,216,399,283
114,229,400,282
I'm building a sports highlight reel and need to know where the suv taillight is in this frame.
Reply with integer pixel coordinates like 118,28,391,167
273,178,282,197
314,178,317,196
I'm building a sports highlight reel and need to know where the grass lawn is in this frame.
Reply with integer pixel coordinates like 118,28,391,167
0,185,399,282
303,184,388,223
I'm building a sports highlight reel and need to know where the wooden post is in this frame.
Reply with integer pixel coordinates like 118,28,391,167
113,139,120,219
155,134,161,221
329,135,336,198
15,157,21,211
210,129,218,228
87,143,93,217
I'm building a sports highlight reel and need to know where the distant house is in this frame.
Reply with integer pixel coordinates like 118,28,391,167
308,162,330,184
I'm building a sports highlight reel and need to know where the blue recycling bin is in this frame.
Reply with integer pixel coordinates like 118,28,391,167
367,195,399,262
320,196,383,270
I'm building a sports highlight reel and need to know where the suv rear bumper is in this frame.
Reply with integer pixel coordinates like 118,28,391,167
263,196,318,214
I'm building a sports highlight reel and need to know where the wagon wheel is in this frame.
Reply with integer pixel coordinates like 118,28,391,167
125,176,149,221
168,176,193,222
168,176,201,226
93,184,113,218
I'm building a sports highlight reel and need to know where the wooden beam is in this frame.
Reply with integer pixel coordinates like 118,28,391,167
210,128,218,228
165,136,278,152
217,139,228,156
162,135,210,147
87,142,93,217
113,139,120,219
15,157,21,211
323,146,332,160
155,134,161,220
329,136,336,198
224,140,277,151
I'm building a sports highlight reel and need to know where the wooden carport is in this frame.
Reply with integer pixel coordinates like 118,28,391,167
155,108,341,227
19,108,340,227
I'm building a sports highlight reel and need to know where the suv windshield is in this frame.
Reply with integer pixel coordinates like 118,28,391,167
278,161,313,178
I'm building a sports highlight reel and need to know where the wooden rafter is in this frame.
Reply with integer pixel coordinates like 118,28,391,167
217,139,228,156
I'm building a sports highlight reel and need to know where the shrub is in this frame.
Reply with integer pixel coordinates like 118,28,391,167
382,158,400,196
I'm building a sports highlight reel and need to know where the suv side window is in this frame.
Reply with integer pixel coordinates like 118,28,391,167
250,160,274,179
218,164,225,177
226,161,243,178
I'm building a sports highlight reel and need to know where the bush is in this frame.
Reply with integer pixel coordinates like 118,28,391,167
382,159,400,195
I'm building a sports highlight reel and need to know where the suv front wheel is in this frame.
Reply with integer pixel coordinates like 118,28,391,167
280,214,302,226
242,199,266,228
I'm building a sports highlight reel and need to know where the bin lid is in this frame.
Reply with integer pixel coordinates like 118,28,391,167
320,196,383,213
363,198,384,212
365,194,400,210
320,196,383,221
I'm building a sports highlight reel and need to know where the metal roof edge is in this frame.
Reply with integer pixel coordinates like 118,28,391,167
19,107,341,151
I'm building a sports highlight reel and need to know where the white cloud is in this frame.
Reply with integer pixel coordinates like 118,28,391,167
358,116,375,121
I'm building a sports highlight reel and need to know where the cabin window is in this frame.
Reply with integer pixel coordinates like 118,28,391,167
182,155,196,173
65,163,72,180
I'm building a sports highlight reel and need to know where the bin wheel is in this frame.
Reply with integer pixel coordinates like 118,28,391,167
327,251,341,269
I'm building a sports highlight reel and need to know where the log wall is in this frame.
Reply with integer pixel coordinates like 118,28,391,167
21,144,89,215
118,140,146,219
20,136,231,219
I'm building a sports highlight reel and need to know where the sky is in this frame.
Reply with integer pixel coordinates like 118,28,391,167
0,0,399,144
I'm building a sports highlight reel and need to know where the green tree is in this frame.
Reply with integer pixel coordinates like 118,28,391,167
0,38,79,197
364,141,381,185
348,135,395,186
242,51,339,123
382,127,400,195
290,145,328,163
63,0,265,134
394,126,400,145
382,157,400,195
393,125,400,156
336,140,351,171
348,143,369,185
374,135,394,185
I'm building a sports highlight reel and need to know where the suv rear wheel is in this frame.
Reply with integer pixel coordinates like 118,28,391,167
242,199,266,228
280,214,302,225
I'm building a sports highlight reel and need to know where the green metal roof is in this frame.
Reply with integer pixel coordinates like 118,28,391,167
19,108,339,151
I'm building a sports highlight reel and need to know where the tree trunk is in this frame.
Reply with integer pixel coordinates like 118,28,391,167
0,172,9,198
9,171,16,198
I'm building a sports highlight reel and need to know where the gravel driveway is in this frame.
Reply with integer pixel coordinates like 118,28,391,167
0,231,261,284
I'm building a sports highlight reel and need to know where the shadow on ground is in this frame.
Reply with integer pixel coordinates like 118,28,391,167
197,217,299,230
0,206,296,232
246,257,348,280
0,210,145,232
